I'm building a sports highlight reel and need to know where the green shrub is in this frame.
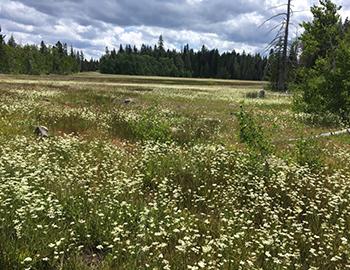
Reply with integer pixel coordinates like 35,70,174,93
236,105,272,158
133,107,172,142
294,138,324,170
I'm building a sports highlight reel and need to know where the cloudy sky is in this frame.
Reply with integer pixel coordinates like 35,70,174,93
0,0,349,58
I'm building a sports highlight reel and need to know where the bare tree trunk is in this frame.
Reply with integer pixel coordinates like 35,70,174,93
277,0,291,91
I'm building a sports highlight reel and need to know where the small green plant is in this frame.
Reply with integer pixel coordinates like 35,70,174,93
171,116,221,144
109,111,134,139
236,105,272,158
294,138,324,170
110,107,172,142
133,107,172,142
245,91,259,99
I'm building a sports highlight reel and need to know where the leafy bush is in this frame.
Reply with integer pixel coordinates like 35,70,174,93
236,105,272,158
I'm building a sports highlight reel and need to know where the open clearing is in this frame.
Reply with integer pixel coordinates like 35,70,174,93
0,74,350,269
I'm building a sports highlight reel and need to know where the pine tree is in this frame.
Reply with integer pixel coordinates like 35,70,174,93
70,45,74,57
40,41,47,54
55,41,64,56
7,35,16,47
0,26,8,73
158,35,164,52
119,44,124,54
80,51,85,71
0,26,5,45
300,0,342,68
294,0,349,118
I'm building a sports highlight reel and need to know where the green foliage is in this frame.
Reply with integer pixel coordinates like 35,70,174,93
0,28,98,75
245,91,259,99
294,138,324,169
110,108,221,144
245,91,265,99
0,27,7,74
1,74,350,269
100,41,267,80
299,0,342,68
133,107,172,142
110,107,172,142
294,0,350,119
236,105,272,158
294,30,350,119
266,39,300,91
171,116,221,144
109,111,135,140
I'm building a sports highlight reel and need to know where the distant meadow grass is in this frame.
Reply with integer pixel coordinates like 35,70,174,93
0,74,350,269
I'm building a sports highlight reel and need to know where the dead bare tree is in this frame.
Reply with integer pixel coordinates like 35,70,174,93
278,0,292,91
261,0,293,92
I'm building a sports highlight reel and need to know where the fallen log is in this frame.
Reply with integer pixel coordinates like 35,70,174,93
288,128,350,142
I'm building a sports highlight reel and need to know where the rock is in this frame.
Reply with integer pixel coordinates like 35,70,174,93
34,126,49,138
258,89,265,98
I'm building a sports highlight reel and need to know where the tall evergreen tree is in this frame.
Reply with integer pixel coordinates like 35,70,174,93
119,44,124,54
0,26,5,45
158,35,165,52
0,26,8,73
294,0,350,118
7,35,16,47
300,0,342,68
40,41,47,54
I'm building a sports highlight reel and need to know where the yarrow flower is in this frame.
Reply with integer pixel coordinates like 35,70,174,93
23,257,32,263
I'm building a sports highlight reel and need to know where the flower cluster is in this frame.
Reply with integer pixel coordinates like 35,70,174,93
1,77,349,269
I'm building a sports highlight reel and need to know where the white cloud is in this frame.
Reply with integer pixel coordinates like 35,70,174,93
0,0,348,59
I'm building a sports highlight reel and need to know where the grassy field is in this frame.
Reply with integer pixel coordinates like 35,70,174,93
0,73,350,269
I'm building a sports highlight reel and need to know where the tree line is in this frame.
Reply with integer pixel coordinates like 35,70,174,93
0,28,98,75
0,28,268,81
100,36,268,80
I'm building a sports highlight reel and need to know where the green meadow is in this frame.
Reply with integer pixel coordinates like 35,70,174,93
0,73,349,269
